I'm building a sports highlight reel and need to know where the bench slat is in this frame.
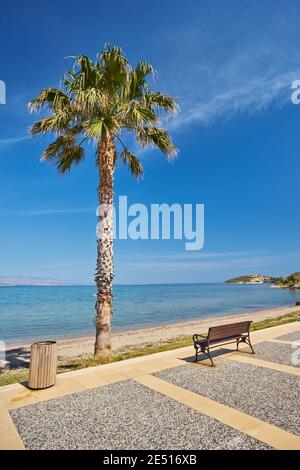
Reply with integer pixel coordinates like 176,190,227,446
208,321,251,341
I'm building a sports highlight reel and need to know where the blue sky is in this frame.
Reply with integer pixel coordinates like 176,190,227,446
0,0,300,284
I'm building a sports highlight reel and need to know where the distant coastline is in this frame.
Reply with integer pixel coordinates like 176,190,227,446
1,272,299,288
0,276,74,287
225,272,300,290
225,274,278,285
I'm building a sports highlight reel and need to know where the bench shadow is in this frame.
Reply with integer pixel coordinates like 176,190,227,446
180,345,256,367
181,347,234,366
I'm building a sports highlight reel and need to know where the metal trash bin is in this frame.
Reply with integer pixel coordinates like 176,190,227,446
28,341,57,389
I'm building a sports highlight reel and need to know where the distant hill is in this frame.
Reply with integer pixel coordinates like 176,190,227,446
0,276,72,286
226,272,300,290
274,272,300,290
225,274,279,285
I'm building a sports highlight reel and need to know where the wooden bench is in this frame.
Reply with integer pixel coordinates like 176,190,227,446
192,320,254,367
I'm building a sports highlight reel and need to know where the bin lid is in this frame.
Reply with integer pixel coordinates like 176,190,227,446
32,340,57,346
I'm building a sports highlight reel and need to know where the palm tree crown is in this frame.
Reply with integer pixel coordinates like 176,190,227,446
29,44,178,175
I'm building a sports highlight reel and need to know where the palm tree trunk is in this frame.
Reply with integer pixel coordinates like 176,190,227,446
94,133,115,356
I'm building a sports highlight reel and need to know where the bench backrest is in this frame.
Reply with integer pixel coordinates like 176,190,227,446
208,321,251,341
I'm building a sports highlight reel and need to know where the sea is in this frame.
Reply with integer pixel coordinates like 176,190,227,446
0,283,298,344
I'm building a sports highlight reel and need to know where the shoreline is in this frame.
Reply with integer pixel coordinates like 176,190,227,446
6,304,300,360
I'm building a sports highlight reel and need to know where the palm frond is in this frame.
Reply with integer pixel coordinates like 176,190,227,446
118,101,158,127
99,44,130,90
30,113,72,135
143,92,178,115
29,88,70,113
74,87,105,114
83,119,103,140
65,55,99,91
41,135,73,160
42,135,85,174
125,61,154,99
135,61,155,78
56,145,85,174
136,126,178,159
121,149,143,178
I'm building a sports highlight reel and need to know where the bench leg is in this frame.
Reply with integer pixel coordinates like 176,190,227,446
207,347,215,367
247,337,255,354
204,347,215,367
237,336,255,354
195,347,215,366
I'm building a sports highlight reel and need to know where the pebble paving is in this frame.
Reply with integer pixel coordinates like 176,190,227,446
10,379,270,450
276,331,300,342
253,341,299,367
155,361,300,434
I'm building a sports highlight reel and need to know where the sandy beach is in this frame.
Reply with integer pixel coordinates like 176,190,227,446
7,304,300,360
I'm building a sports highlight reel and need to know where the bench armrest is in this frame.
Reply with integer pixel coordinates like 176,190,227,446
192,333,208,344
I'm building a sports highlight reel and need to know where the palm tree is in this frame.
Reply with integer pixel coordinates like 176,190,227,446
29,44,177,356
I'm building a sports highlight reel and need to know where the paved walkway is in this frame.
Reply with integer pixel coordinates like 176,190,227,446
0,322,300,450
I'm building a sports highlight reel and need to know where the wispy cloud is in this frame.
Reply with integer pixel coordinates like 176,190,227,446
122,255,279,272
120,250,300,273
159,251,248,260
171,69,299,129
132,48,300,152
161,11,300,131
0,135,28,146
2,208,95,216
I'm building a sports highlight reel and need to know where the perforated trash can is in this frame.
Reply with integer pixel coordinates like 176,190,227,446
28,341,57,389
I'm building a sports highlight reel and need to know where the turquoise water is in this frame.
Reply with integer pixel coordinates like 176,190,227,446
0,284,298,344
